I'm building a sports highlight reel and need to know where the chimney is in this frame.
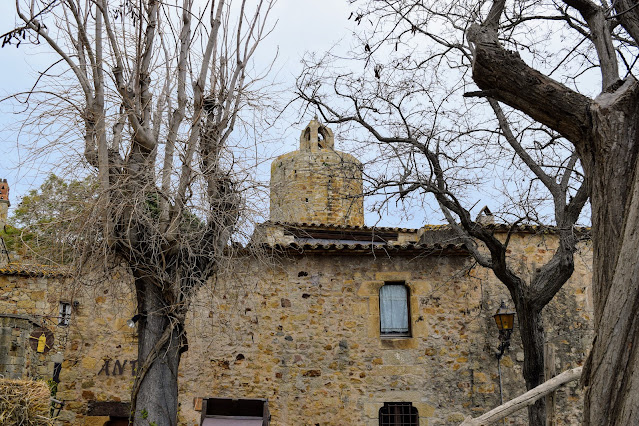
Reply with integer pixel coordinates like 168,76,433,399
0,179,9,230
476,206,494,225
0,179,9,266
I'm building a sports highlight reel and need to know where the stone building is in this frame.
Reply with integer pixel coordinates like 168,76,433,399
0,120,593,425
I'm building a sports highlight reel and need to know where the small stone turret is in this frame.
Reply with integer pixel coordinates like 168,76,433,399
270,119,364,226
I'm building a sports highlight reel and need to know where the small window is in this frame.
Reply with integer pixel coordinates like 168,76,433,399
379,402,419,426
379,283,410,336
58,302,72,326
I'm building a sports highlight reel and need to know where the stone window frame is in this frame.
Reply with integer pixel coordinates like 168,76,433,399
378,402,419,426
358,272,425,348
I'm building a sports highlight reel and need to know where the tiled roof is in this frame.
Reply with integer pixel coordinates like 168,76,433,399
264,241,469,256
422,223,590,234
263,221,421,233
264,220,589,235
477,224,590,234
0,263,68,277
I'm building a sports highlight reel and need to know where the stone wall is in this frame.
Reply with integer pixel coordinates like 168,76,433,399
269,119,364,227
54,269,137,424
0,266,137,424
0,271,64,380
0,315,46,379
270,150,364,227
0,230,593,425
175,231,593,425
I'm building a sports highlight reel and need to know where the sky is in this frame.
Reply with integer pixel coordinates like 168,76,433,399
0,0,372,223
0,1,584,229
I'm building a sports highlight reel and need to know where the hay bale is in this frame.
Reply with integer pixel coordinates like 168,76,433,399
0,378,54,426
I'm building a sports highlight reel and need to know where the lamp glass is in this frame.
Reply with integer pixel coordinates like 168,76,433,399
494,314,502,330
493,301,515,331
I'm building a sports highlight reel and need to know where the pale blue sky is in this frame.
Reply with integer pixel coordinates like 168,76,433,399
0,2,580,229
0,0,361,220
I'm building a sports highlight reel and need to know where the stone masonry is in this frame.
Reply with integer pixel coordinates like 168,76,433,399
270,118,364,227
175,233,592,425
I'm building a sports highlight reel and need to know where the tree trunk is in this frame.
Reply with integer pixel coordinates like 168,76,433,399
514,301,546,426
467,5,639,422
582,80,639,426
133,277,183,426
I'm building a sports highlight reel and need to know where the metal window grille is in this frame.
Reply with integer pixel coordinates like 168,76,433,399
58,302,72,326
379,402,418,426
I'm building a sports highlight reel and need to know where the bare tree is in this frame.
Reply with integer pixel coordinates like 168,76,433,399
303,0,639,424
3,1,275,424
466,2,639,424
296,2,591,424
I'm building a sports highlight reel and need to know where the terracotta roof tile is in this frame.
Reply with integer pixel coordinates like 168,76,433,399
264,220,590,235
263,221,420,233
0,263,68,277
264,241,469,256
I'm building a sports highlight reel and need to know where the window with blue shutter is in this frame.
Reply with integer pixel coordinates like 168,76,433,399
379,283,410,336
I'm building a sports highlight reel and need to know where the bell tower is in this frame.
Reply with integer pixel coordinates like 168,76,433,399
270,118,364,227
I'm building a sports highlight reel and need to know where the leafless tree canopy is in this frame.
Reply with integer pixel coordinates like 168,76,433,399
300,0,639,424
295,1,599,424
4,1,275,424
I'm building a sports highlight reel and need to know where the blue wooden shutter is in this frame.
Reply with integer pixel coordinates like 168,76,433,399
379,284,409,334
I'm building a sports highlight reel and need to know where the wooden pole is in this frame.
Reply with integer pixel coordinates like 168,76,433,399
460,367,582,426
544,343,556,426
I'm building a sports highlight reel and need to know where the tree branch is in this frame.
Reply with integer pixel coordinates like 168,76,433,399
467,7,592,154
613,0,639,46
563,0,619,89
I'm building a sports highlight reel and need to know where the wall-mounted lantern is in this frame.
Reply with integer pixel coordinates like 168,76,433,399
493,300,516,406
494,300,516,359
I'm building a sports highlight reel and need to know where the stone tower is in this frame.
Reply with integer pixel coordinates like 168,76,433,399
270,118,364,226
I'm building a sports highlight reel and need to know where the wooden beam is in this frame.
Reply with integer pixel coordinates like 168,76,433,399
460,367,582,425
545,343,557,425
